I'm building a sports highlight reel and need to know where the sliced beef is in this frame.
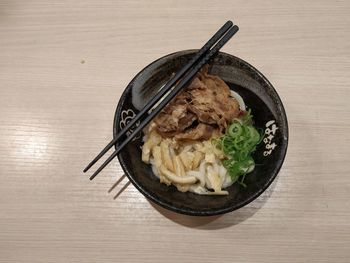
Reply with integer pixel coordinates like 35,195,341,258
175,123,214,141
153,66,241,140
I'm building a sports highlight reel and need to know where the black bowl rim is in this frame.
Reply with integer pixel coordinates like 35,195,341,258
113,49,289,216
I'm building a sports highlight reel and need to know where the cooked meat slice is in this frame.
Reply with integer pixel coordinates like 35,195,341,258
186,76,207,90
177,111,197,131
156,114,197,138
189,73,240,131
188,105,217,125
155,103,185,131
175,123,214,141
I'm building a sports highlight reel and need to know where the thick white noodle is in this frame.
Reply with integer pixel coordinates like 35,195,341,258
230,90,246,111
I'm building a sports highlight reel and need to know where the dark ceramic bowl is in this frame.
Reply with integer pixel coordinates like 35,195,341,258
113,50,288,216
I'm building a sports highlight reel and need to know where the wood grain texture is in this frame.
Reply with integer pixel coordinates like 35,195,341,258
1,0,350,262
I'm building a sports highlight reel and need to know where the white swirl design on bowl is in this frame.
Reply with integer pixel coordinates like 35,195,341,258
119,109,141,141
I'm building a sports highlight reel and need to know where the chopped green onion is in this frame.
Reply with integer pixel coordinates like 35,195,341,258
214,109,261,187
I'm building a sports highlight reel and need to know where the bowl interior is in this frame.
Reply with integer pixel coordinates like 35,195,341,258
114,50,288,216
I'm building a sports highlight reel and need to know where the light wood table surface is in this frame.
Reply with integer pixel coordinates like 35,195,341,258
1,1,350,262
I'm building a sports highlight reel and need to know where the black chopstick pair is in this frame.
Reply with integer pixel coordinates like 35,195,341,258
84,21,239,180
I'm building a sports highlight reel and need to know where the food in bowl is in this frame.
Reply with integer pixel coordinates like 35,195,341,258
141,66,262,195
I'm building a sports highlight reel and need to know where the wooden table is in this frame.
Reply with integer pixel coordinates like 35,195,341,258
1,1,349,262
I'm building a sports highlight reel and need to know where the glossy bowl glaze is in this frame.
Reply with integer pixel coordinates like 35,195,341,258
113,50,288,216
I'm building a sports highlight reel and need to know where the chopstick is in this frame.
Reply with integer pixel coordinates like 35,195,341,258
83,21,234,174
87,24,239,180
